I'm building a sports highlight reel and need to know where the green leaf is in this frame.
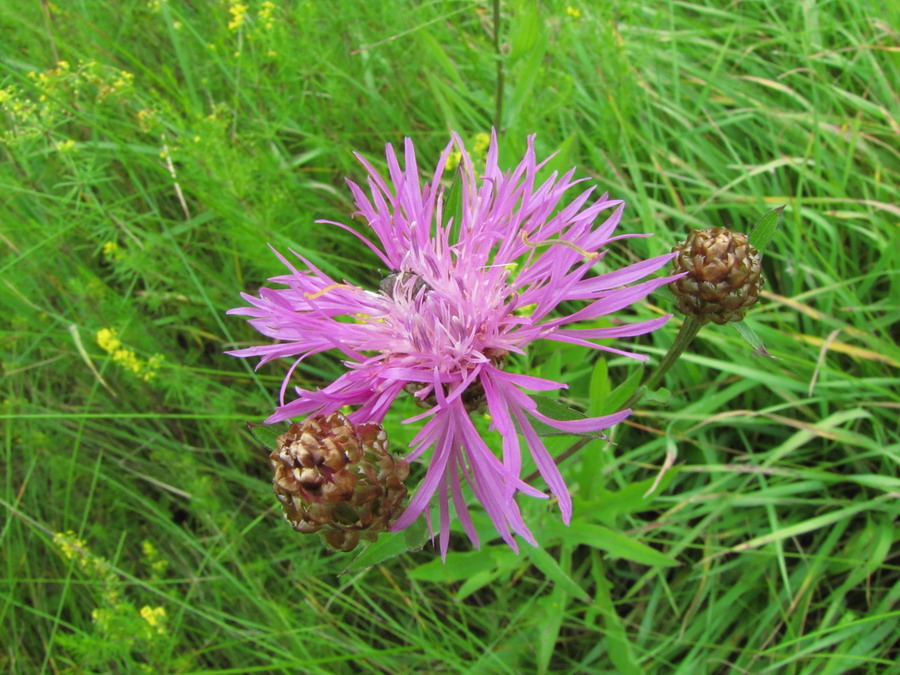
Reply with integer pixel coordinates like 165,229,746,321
642,387,672,406
340,517,430,574
597,366,644,416
245,421,289,452
650,284,677,304
576,471,679,525
408,550,497,583
443,170,463,245
454,548,520,600
340,531,410,575
590,553,642,675
535,587,568,674
403,516,430,551
748,205,785,254
524,545,590,601
562,523,679,567
732,321,772,357
588,358,611,417
507,1,540,66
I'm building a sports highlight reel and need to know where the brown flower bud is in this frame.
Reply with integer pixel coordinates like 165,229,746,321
670,227,763,324
270,413,409,552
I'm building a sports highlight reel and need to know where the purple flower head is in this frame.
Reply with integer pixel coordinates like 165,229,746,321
229,132,678,555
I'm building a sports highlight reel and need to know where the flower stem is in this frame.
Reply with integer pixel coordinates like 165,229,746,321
528,315,703,485
622,315,703,410
492,0,504,131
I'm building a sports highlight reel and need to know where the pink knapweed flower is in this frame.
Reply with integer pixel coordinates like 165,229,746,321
229,132,678,554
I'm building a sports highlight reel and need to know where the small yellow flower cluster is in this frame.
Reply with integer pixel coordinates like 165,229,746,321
28,59,72,101
27,60,133,103
96,328,163,382
259,0,276,30
3,60,136,147
139,605,167,635
445,150,463,171
227,1,280,56
55,138,77,153
228,1,249,31
141,539,169,578
0,84,41,145
54,531,90,563
445,132,492,171
565,6,582,18
53,531,120,604
53,532,173,666
472,131,491,160
136,108,159,133
101,241,125,262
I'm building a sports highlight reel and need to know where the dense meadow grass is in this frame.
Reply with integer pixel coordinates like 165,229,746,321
2,1,898,672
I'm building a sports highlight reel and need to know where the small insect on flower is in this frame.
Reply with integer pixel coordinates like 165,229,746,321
378,270,431,299
229,132,680,556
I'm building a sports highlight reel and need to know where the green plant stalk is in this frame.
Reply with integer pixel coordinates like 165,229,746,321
535,315,703,481
622,314,704,410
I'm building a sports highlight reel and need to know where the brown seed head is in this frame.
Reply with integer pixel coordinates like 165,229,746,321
670,227,763,324
269,413,409,551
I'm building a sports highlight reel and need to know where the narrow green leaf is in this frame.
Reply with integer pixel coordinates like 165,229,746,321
341,531,409,574
588,358,611,417
576,471,679,523
403,516,430,550
454,569,503,602
748,205,785,254
730,497,891,555
650,284,677,304
555,522,679,567
598,367,644,416
524,545,590,601
535,587,568,675
245,421,289,452
643,387,672,406
507,1,540,65
454,548,520,600
732,321,772,357
591,553,642,675
443,170,463,246
408,550,496,583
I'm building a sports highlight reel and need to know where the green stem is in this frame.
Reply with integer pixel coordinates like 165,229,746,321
529,315,703,484
492,0,504,131
623,315,703,410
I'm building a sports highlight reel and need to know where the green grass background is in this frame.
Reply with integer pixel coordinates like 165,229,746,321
2,0,898,672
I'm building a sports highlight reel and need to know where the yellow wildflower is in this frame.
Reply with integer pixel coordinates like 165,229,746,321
445,150,462,171
55,139,77,153
259,0,276,30
565,6,582,18
472,131,491,159
142,354,164,381
228,2,249,31
113,348,143,376
96,328,122,353
136,108,158,132
96,328,163,380
53,531,88,561
140,606,167,634
102,241,119,258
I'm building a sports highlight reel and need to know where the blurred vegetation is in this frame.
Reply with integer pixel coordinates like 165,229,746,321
1,0,898,672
